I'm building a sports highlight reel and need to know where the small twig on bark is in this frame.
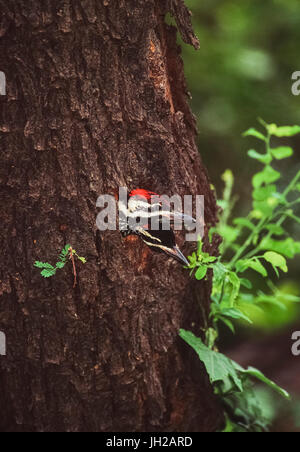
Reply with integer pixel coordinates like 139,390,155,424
69,247,77,288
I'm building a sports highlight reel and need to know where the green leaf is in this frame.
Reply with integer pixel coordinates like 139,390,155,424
253,185,277,201
34,262,55,270
56,262,66,269
233,218,255,230
218,316,235,334
228,272,241,304
179,330,243,391
221,169,234,186
263,224,285,236
188,252,197,266
61,244,71,258
180,331,290,403
271,146,294,160
218,225,240,245
241,367,290,400
235,260,249,273
243,128,266,141
277,293,300,303
247,150,272,164
263,251,288,273
219,308,253,324
77,256,87,264
253,198,278,217
260,237,300,259
195,266,208,281
240,278,253,289
255,293,287,310
212,263,228,299
236,259,267,277
252,166,281,188
248,260,268,277
272,125,300,137
41,268,56,278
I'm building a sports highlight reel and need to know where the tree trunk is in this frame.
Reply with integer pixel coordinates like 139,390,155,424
0,0,222,432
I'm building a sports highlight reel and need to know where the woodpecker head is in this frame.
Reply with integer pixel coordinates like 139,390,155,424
127,188,196,225
129,189,158,199
128,189,158,213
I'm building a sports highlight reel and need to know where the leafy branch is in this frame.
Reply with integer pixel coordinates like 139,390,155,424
183,120,300,431
180,329,289,432
34,244,86,288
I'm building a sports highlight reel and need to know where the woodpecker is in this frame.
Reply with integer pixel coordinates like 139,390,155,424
119,188,195,266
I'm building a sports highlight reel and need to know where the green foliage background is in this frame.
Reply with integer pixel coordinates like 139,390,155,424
179,0,300,431
180,0,300,326
182,0,300,187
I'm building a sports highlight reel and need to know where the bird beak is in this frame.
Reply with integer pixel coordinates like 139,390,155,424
168,246,190,266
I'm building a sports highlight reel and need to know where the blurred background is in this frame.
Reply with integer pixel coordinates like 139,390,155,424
180,0,300,432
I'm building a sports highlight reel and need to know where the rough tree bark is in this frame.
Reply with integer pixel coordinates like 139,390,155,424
0,0,222,432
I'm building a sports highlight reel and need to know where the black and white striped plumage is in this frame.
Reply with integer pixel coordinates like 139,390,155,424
119,189,193,266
